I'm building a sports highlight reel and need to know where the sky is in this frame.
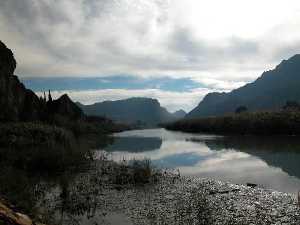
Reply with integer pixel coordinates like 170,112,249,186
1,0,300,112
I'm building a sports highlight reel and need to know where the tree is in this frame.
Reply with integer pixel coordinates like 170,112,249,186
235,106,248,114
283,101,300,111
48,90,52,102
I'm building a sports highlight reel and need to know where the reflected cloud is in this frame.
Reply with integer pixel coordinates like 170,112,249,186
103,128,300,193
105,137,162,152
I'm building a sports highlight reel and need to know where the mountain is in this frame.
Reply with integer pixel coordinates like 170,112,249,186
77,97,176,126
187,54,300,118
172,109,187,119
49,94,84,120
0,40,83,122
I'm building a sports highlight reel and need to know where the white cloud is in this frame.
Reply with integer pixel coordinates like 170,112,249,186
1,0,300,93
0,0,300,82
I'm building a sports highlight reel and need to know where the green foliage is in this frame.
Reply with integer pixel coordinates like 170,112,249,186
165,111,300,135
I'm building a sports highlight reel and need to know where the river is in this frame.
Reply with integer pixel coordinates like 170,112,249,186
1,128,300,224
103,128,300,194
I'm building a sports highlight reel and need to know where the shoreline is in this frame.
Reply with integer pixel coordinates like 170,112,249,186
1,160,300,225
102,176,300,225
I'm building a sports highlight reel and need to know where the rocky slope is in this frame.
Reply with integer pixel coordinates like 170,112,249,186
187,54,300,118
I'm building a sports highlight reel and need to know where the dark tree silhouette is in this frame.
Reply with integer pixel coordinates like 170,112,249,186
48,90,52,102
235,106,248,114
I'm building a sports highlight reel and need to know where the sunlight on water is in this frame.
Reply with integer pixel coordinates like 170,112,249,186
103,128,300,193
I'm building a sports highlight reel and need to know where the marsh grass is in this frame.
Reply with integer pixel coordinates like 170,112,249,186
0,122,74,147
165,111,300,135
113,159,160,186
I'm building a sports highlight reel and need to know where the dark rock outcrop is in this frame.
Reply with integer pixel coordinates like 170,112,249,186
0,41,83,123
0,41,44,122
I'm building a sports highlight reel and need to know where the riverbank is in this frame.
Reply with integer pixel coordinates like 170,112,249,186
3,156,299,225
164,111,300,135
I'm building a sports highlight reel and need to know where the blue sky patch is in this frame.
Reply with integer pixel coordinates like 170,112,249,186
21,76,202,92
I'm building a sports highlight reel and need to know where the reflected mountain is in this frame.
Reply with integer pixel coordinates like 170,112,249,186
202,136,300,179
105,137,162,152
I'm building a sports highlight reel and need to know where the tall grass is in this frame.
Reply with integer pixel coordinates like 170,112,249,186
164,111,300,135
0,122,74,147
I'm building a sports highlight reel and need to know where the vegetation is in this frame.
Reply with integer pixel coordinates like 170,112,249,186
113,159,160,186
0,122,74,147
164,110,300,135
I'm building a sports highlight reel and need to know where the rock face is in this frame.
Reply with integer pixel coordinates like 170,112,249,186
0,41,45,121
0,41,83,123
187,54,300,118
78,97,176,126
0,199,45,225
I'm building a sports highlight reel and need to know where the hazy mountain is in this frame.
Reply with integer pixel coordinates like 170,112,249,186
77,97,176,126
187,54,300,118
172,109,187,119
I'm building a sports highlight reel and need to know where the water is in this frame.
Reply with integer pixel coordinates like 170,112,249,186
103,128,300,193
1,129,300,224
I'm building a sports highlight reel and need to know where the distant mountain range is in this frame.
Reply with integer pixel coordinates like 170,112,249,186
187,54,300,118
77,98,186,126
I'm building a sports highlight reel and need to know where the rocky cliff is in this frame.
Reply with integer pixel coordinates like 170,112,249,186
0,41,45,121
0,41,83,123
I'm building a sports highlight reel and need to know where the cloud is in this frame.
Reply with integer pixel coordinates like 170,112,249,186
36,87,215,112
1,0,300,80
2,0,300,112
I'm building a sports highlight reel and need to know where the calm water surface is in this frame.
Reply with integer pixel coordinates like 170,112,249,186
103,128,300,193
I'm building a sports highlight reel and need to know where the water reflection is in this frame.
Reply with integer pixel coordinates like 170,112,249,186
2,129,300,224
105,137,162,152
104,129,300,193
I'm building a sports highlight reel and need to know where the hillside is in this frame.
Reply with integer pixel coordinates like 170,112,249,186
187,54,300,118
77,98,178,126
